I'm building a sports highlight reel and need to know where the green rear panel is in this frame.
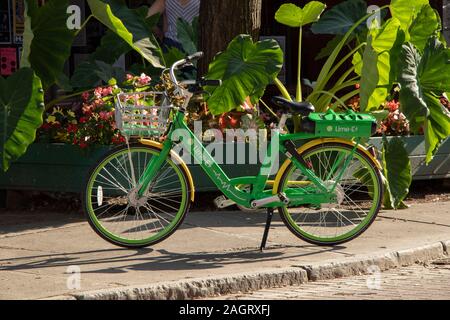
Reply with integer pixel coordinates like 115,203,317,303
309,110,376,138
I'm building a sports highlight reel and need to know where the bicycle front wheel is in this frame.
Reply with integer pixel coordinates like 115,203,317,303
276,142,383,246
83,143,191,248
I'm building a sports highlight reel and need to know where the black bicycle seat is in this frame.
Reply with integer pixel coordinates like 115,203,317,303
272,96,315,116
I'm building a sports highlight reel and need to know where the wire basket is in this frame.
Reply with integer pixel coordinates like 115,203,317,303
115,92,173,138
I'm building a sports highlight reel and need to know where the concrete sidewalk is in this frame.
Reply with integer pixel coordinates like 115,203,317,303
0,201,449,300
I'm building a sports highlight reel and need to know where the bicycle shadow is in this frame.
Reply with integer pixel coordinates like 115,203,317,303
0,244,348,275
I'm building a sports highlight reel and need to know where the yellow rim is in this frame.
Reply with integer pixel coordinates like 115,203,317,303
139,139,195,202
272,138,381,195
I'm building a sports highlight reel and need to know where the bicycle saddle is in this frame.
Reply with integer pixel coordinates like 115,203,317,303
272,96,315,116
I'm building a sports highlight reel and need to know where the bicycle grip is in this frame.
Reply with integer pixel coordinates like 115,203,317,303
186,52,204,62
199,79,222,87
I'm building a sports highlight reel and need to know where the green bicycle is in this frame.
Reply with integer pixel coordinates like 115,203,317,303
83,52,383,249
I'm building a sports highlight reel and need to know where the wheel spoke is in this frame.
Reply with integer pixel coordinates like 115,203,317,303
85,147,188,246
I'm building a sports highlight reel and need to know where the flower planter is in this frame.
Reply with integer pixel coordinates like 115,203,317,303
369,136,450,180
0,136,448,196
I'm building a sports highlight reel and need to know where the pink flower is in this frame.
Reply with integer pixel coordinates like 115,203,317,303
81,91,90,101
138,73,151,86
99,111,113,121
126,74,134,81
82,104,93,115
102,87,113,97
94,87,103,99
94,99,105,106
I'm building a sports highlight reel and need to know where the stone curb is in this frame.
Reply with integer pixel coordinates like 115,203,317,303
71,268,308,300
297,242,446,282
48,240,450,300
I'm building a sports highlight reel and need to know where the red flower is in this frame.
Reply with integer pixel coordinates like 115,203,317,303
41,123,51,130
112,135,126,144
79,141,88,149
79,117,88,124
67,124,78,133
387,100,400,112
355,83,361,89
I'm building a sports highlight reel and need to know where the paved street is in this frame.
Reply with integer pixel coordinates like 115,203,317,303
215,260,450,300
0,201,449,299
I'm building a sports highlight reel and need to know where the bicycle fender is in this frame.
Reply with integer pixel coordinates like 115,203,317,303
272,138,382,195
139,139,195,202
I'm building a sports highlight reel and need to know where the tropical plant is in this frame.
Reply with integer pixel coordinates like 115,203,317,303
273,1,384,128
1,0,176,171
274,1,326,103
382,136,412,209
398,38,450,163
0,68,44,171
204,34,283,115
312,0,449,209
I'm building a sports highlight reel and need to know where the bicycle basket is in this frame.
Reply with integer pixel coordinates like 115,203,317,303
115,92,172,138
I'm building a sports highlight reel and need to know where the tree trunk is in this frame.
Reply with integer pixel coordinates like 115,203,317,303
198,0,262,75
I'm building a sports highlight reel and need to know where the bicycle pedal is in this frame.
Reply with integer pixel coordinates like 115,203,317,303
214,196,236,209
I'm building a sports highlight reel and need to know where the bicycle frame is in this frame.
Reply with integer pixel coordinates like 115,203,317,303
136,110,359,209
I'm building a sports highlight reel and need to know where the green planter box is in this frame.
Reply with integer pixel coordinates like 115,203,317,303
0,136,448,194
370,136,450,180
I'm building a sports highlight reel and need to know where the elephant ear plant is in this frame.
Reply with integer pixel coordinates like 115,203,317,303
273,1,386,128
0,0,195,171
0,69,44,171
274,1,326,103
204,35,284,116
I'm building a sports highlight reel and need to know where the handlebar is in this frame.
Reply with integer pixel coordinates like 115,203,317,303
169,51,204,86
169,51,221,89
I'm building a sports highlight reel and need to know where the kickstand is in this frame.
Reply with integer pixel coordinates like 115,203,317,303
260,208,274,251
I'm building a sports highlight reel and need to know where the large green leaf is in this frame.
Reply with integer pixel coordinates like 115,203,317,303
21,0,76,89
71,60,126,89
311,0,367,35
177,17,199,55
71,9,161,89
87,0,164,68
418,38,450,93
409,4,441,52
423,92,450,163
398,43,430,130
205,35,283,115
382,136,412,210
359,18,404,111
275,2,326,28
0,68,44,171
359,38,379,111
390,0,428,34
398,39,450,162
91,31,133,64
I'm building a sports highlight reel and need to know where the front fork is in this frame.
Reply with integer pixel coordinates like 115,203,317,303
135,138,173,198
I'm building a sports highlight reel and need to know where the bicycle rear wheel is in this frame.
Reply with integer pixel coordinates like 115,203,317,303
83,143,191,248
276,142,383,246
